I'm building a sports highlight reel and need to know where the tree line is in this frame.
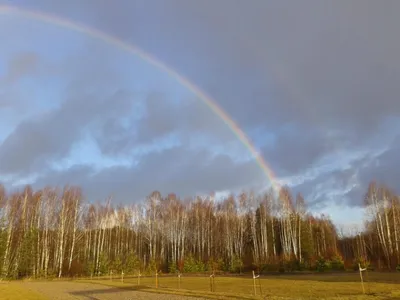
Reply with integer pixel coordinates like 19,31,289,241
0,181,398,279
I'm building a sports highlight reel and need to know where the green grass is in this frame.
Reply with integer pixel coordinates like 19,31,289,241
76,272,400,299
0,282,47,300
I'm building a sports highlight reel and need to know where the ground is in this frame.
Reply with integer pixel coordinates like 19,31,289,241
0,281,46,300
1,272,399,299
19,281,204,300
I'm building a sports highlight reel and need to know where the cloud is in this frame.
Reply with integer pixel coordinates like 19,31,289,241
3,53,38,84
56,0,400,134
1,52,38,85
1,0,400,225
0,52,39,111
0,83,139,173
262,125,336,176
31,146,265,202
350,135,400,197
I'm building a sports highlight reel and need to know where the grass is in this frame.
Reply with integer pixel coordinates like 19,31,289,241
3,272,399,299
259,271,400,283
0,282,47,300
75,272,400,299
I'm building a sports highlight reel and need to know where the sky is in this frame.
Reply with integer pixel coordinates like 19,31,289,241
0,0,399,229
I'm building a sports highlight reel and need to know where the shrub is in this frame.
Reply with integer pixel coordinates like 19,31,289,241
98,253,110,275
111,256,123,273
125,253,140,274
183,255,197,273
330,255,345,271
315,257,331,272
206,257,223,272
352,257,370,271
145,258,158,275
229,255,243,273
183,255,205,273
286,259,306,272
260,262,280,273
85,260,95,277
177,259,184,272
196,260,206,272
168,261,177,273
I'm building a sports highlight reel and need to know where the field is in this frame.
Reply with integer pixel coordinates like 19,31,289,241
1,272,399,299
0,282,47,300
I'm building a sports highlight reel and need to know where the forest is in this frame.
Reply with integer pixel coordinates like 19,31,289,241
0,181,398,279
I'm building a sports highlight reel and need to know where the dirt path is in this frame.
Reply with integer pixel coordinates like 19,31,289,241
21,281,204,300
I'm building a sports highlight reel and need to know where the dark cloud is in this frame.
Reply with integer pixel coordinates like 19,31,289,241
31,146,265,202
0,52,39,110
263,126,336,176
1,52,39,85
0,0,400,224
0,87,137,175
355,135,400,195
56,0,400,135
135,94,234,143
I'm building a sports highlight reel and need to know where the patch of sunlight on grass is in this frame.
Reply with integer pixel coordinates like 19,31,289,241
76,272,400,299
0,282,47,300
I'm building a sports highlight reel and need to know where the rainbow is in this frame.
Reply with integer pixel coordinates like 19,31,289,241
0,4,281,193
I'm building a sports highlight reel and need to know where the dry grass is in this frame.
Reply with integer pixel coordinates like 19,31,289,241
0,281,47,300
76,272,400,299
3,272,399,299
20,281,204,300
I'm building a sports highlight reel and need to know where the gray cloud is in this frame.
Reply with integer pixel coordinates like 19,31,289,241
59,0,400,134
1,52,38,85
31,146,265,202
354,135,400,196
263,126,337,176
0,84,137,175
1,0,400,221
288,132,400,210
0,52,39,111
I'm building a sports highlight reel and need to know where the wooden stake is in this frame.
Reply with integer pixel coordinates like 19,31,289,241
121,271,124,283
137,272,141,285
213,273,215,292
155,270,158,288
365,266,371,294
252,270,257,296
358,263,365,294
209,273,215,292
178,273,181,289
258,274,263,296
